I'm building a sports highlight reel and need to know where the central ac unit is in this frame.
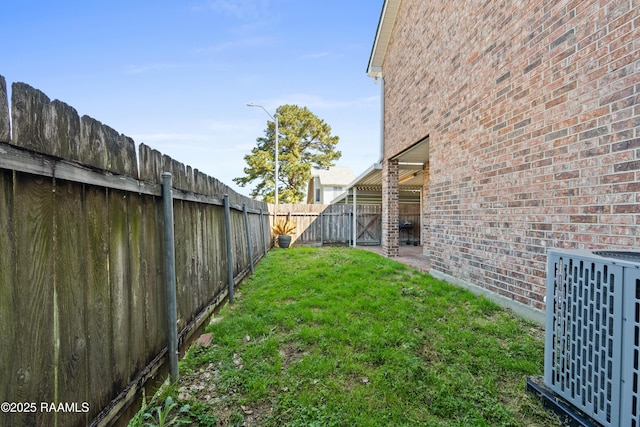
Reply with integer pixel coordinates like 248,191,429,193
545,249,640,426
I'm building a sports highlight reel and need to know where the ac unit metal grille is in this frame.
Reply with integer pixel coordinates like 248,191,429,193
545,252,623,426
622,273,640,427
594,251,640,262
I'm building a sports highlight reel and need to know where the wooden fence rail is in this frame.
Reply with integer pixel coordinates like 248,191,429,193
0,76,270,427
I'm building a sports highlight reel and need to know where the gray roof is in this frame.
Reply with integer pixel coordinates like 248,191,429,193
311,167,355,186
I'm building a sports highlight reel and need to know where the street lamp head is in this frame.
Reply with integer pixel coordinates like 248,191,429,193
246,103,276,121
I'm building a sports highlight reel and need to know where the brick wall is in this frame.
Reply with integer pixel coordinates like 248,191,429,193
382,159,399,256
381,0,640,311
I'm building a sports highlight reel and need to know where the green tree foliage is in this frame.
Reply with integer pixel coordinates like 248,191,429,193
234,104,341,203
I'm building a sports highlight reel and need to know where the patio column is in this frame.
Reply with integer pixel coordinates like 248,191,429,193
382,158,399,257
421,163,430,257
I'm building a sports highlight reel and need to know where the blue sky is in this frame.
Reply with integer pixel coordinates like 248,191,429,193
2,0,383,196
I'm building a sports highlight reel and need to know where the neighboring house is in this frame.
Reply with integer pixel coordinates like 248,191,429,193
307,166,355,204
352,0,639,321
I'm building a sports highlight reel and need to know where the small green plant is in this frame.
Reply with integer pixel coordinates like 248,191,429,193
186,401,218,426
137,396,190,427
271,219,296,235
127,390,149,427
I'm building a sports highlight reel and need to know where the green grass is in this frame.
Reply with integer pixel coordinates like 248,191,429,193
133,247,561,426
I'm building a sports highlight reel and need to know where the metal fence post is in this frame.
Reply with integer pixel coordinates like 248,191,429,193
259,208,267,255
320,211,324,246
243,203,254,275
223,195,234,304
352,187,357,248
161,172,179,383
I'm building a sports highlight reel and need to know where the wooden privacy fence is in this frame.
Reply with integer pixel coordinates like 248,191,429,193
0,77,270,427
276,203,421,246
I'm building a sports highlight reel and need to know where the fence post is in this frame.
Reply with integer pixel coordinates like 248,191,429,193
260,208,267,255
352,188,357,248
348,210,352,246
161,172,179,383
243,203,254,275
344,195,349,245
320,211,324,246
223,195,234,304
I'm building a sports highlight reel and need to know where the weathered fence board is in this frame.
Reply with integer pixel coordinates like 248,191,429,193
11,82,53,155
0,76,9,142
232,207,256,280
138,143,163,184
13,172,56,427
139,195,166,367
84,185,114,421
108,188,133,394
174,199,192,331
55,179,90,427
0,170,15,416
51,100,82,163
127,193,147,379
209,203,227,294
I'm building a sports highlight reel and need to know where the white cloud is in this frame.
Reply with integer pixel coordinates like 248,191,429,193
301,51,332,60
131,133,209,143
192,0,278,36
263,93,379,111
203,0,271,21
206,117,255,131
192,36,274,53
122,63,190,75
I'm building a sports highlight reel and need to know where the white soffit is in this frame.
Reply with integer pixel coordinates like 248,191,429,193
348,163,383,188
391,136,430,165
367,0,402,78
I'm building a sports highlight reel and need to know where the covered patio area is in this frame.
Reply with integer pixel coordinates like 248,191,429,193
363,244,430,273
333,137,429,259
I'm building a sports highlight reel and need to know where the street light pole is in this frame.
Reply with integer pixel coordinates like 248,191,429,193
247,103,278,207
275,115,279,206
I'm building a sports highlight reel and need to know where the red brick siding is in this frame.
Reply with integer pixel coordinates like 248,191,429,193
381,0,640,311
382,159,400,256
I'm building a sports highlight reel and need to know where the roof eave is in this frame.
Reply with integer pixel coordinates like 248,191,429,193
366,0,402,78
367,66,383,79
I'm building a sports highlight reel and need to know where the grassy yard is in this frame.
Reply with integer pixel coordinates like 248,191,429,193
131,247,561,426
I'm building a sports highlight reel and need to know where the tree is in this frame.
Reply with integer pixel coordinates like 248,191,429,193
234,104,341,203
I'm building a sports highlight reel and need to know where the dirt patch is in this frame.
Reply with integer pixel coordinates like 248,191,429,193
177,363,223,403
278,343,306,369
177,360,275,426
